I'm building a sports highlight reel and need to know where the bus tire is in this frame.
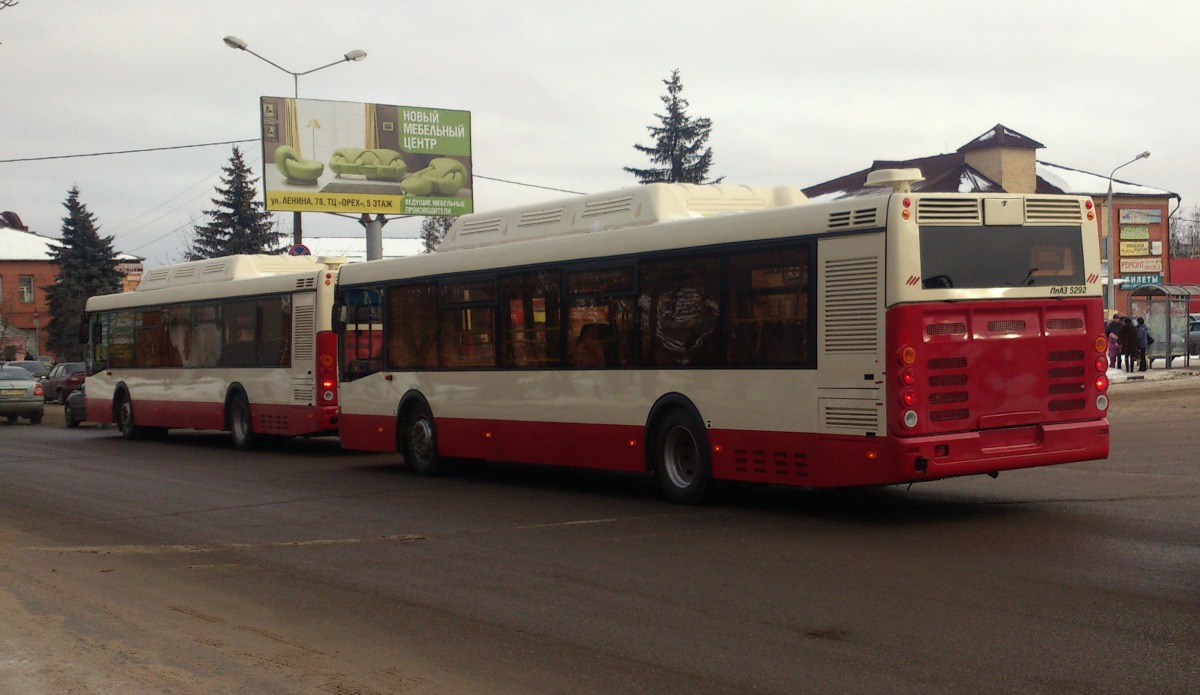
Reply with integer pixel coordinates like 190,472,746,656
402,403,442,475
229,392,254,450
115,392,143,440
652,409,713,505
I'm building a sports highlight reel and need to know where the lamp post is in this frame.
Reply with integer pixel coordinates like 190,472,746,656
1105,151,1150,314
223,36,366,247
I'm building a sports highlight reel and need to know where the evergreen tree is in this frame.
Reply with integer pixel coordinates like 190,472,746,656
419,215,454,253
44,186,123,360
186,145,282,259
624,69,719,185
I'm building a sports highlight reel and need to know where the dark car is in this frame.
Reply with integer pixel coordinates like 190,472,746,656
2,360,49,381
43,361,86,404
0,365,44,424
65,384,87,428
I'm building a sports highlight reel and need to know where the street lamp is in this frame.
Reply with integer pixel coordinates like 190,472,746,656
223,35,367,245
1105,151,1150,314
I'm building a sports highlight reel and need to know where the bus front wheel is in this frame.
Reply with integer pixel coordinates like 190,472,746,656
652,409,713,505
116,393,143,440
402,404,442,476
229,393,254,450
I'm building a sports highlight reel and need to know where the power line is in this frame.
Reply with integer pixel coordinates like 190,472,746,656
1,140,588,195
0,140,260,163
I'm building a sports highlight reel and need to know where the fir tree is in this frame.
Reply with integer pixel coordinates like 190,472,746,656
624,69,720,185
186,145,282,259
419,215,454,253
44,186,123,361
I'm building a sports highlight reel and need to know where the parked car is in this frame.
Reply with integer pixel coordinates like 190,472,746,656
0,365,44,424
1189,321,1200,355
2,360,49,381
64,384,87,428
42,361,86,404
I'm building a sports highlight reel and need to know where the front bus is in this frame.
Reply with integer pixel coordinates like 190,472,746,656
880,191,1109,484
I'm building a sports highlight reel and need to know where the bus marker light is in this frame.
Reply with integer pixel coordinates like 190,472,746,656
1096,395,1109,411
903,410,919,428
321,355,334,366
900,346,917,365
1087,211,1095,221
903,197,912,208
628,439,638,447
713,444,723,453
1085,200,1094,210
485,432,493,439
866,450,877,460
1094,337,1108,353
901,209,911,220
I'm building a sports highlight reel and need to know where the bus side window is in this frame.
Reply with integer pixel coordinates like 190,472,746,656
726,245,812,367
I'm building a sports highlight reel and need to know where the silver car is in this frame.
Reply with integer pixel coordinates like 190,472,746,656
0,366,44,424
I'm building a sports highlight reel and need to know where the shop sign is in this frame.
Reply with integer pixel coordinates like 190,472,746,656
1119,225,1150,240
1121,274,1161,286
1119,209,1162,224
1119,241,1150,256
1120,257,1163,273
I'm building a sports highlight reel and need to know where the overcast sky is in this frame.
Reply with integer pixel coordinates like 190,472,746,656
2,1,1196,267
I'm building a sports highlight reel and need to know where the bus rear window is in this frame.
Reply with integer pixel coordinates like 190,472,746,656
919,225,1085,289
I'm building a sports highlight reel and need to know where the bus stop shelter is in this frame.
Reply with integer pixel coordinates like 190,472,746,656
1128,284,1200,367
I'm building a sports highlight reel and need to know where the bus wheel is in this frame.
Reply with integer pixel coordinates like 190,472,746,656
403,404,441,475
229,393,254,450
116,393,142,440
653,409,713,505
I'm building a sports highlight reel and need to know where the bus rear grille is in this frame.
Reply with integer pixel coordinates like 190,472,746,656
256,412,290,434
1025,198,1082,223
733,449,809,479
916,198,982,224
928,356,968,369
1046,317,1084,331
1049,383,1085,395
1049,398,1086,412
988,319,1026,332
930,408,970,422
1049,350,1085,361
929,392,968,404
1049,366,1085,378
929,374,967,387
926,322,966,336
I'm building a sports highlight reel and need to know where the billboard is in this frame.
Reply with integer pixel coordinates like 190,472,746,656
259,97,472,217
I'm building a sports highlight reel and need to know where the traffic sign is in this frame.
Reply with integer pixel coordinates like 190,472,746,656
288,244,311,256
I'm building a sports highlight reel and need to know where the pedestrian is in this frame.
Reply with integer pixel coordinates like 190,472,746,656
1105,313,1123,369
1118,317,1138,373
1135,317,1150,372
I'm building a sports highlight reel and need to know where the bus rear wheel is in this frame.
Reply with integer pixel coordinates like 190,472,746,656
403,404,442,476
229,393,254,450
653,409,713,505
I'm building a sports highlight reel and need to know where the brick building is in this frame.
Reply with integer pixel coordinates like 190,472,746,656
802,124,1179,315
0,211,143,360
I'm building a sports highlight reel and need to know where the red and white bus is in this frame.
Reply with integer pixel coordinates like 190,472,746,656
84,254,344,448
333,175,1109,502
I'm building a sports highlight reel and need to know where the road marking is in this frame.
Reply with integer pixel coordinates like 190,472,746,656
26,534,426,555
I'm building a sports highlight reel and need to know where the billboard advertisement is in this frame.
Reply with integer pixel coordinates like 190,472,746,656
259,97,472,217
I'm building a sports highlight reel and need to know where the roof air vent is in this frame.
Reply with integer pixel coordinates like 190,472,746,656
865,168,924,193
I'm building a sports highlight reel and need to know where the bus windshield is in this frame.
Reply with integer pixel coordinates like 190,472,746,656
919,225,1085,290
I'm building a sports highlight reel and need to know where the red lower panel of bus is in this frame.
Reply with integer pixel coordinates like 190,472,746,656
337,413,1109,487
86,398,338,437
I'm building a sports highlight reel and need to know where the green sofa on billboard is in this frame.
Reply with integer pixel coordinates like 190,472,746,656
401,158,468,196
330,148,408,181
274,146,324,185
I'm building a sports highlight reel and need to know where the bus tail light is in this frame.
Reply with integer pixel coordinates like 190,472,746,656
316,331,339,407
903,410,919,428
1096,394,1109,411
1095,355,1108,372
1095,374,1109,392
1094,336,1108,353
900,390,917,408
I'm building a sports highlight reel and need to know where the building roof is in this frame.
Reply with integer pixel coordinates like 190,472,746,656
957,124,1045,152
0,223,144,263
802,124,1178,201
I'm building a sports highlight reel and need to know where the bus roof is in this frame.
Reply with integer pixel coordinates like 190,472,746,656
439,183,808,252
136,254,346,292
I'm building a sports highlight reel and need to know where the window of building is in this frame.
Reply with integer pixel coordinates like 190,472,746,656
18,276,34,303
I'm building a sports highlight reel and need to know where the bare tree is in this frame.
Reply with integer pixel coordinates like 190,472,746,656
1169,205,1200,259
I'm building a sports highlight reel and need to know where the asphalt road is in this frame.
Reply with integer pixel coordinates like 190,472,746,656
0,381,1197,694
